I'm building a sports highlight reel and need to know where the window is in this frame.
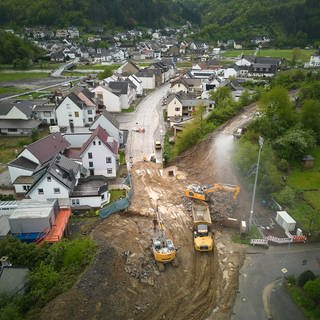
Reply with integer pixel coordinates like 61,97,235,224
93,141,96,145
23,185,30,191
106,157,112,163
47,176,51,182
89,161,93,167
98,141,101,145
88,117,93,122
89,169,94,176
107,168,112,174
38,188,44,195
8,128,18,132
88,152,92,159
101,194,105,200
68,113,72,117
54,188,60,194
75,111,80,118
175,107,180,111
44,111,51,117
72,199,80,205
88,110,93,115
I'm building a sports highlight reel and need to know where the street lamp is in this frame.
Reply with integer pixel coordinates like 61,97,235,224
248,136,264,231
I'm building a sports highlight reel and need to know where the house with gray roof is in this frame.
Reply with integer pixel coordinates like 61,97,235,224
0,100,41,136
25,154,83,201
8,133,70,185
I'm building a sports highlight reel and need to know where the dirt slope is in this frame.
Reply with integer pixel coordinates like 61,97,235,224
41,160,245,320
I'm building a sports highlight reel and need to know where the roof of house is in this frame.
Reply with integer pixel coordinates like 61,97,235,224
8,156,38,171
24,133,70,164
0,101,34,118
26,154,81,195
108,81,129,95
80,125,118,155
13,175,35,184
100,110,120,129
72,87,96,107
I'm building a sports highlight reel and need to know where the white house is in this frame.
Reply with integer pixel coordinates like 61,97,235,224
108,81,136,110
90,110,123,145
80,125,119,177
167,94,183,118
56,90,97,129
91,85,122,112
305,53,320,68
136,69,156,90
8,133,70,184
25,154,82,201
128,74,143,96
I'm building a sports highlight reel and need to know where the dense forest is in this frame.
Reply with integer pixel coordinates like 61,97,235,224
0,31,43,68
0,0,319,46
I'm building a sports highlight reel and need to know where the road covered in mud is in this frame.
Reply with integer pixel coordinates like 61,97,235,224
41,95,260,320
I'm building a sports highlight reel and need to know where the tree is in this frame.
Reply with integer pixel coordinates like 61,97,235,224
298,270,316,287
98,66,114,80
301,99,320,143
304,277,320,304
273,128,316,161
258,87,295,138
210,86,232,108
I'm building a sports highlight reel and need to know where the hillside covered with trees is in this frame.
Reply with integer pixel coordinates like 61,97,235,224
0,0,319,46
0,31,43,68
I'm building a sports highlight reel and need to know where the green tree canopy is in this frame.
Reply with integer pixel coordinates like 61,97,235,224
301,99,320,143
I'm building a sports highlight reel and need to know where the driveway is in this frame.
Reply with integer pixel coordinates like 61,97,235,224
232,244,320,320
116,84,170,164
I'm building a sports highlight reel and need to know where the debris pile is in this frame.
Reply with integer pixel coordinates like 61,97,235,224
207,191,236,221
123,250,159,286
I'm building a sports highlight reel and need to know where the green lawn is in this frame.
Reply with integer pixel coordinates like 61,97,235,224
109,189,126,202
285,148,320,235
0,72,49,82
0,87,29,95
221,49,314,62
0,128,49,164
76,63,120,70
63,71,88,76
287,284,320,319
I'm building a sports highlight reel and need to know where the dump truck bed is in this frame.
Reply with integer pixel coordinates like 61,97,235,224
192,202,212,225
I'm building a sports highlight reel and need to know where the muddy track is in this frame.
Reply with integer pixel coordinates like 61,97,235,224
40,104,262,320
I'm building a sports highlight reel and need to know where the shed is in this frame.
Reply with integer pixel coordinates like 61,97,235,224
302,155,315,169
8,199,57,240
276,211,296,232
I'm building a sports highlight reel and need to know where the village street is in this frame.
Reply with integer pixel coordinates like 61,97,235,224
232,244,320,320
116,83,170,164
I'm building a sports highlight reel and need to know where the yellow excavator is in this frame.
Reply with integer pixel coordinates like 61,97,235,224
185,183,240,202
152,205,177,271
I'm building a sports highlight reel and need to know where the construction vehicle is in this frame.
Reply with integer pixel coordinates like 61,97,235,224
185,183,240,202
155,140,162,150
192,201,213,252
152,205,177,271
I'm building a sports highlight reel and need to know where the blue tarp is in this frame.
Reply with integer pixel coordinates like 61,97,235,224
99,174,133,219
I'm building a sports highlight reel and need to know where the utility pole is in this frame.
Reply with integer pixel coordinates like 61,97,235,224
249,136,264,231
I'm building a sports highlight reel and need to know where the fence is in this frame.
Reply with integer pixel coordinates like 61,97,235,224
99,174,133,219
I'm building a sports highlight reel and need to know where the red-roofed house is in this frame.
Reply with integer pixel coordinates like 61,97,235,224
80,125,119,177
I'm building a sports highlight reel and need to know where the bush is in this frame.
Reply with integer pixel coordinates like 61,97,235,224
273,186,296,207
298,270,316,287
304,277,320,303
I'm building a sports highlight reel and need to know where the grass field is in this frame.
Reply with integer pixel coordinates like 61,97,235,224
0,128,49,164
109,189,126,202
221,49,314,62
0,87,29,95
0,72,49,82
286,148,320,235
76,64,120,70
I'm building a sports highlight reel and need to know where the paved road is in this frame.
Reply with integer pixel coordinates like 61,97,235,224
116,84,170,165
232,244,320,320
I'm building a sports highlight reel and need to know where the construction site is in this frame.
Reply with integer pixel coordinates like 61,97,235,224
41,116,255,320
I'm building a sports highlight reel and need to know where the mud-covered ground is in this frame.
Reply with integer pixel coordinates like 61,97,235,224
41,105,262,320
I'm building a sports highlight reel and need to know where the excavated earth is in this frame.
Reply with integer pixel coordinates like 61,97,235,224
40,107,261,320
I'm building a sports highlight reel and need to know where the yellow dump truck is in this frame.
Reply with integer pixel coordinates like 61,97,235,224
192,201,213,252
